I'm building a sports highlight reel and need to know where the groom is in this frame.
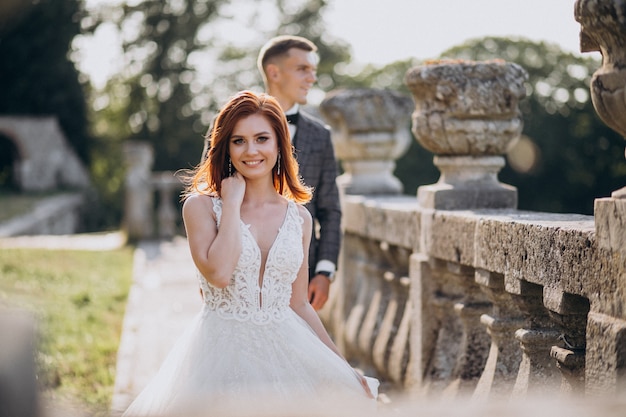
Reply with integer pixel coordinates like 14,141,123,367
257,36,341,311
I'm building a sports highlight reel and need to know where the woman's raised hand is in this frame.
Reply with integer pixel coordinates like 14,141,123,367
221,171,246,207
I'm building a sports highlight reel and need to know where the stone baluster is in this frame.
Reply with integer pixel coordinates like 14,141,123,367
421,259,464,395
575,0,626,397
444,262,492,397
123,141,154,240
388,274,412,386
544,288,590,394
407,253,437,390
319,88,414,195
342,235,386,374
472,269,525,400
371,244,411,385
405,59,527,210
508,280,561,399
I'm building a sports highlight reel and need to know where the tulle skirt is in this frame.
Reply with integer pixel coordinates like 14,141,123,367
122,305,378,417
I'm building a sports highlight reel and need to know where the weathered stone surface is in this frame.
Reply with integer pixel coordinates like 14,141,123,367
417,156,518,210
405,59,527,156
342,195,421,251
425,210,479,266
576,0,626,197
340,193,625,397
595,197,626,254
405,60,525,210
575,0,626,139
585,312,626,396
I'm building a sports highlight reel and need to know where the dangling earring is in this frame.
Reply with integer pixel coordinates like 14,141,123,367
228,157,232,176
276,151,281,176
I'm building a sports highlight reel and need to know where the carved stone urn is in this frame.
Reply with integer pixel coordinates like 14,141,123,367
319,88,414,195
575,0,626,198
404,59,528,209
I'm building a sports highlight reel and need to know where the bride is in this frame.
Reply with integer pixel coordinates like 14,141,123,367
122,90,377,417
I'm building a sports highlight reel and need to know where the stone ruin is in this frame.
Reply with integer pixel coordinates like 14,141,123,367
0,116,90,191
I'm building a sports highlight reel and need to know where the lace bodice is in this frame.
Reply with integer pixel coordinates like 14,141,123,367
198,198,304,324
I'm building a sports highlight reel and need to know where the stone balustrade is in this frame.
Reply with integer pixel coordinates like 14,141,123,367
318,51,626,401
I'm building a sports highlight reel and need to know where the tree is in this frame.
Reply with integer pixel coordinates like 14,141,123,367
93,0,351,172
89,0,227,172
0,0,92,164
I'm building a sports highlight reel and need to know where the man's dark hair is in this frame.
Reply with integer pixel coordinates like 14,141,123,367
257,35,318,76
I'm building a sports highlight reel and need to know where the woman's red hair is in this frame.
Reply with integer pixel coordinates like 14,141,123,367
182,90,312,204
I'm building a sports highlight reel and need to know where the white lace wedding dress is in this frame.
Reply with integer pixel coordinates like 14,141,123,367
122,198,378,417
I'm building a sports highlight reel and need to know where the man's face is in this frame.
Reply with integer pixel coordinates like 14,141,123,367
269,48,318,108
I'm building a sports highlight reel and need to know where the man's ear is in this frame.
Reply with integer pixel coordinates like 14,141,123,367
266,63,280,81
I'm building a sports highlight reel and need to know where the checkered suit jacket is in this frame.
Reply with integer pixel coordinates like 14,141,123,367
292,111,342,279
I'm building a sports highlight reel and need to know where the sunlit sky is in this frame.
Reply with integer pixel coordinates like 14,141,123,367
79,0,592,89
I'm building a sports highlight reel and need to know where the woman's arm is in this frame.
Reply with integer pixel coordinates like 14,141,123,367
182,189,243,288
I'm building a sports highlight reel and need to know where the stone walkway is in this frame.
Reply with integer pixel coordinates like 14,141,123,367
109,236,200,417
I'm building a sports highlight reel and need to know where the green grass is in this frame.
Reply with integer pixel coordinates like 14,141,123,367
0,247,134,416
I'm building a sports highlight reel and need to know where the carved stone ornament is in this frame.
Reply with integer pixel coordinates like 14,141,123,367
320,88,413,195
404,59,527,156
575,0,626,198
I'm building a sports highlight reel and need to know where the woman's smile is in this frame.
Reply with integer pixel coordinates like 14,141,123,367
243,160,263,166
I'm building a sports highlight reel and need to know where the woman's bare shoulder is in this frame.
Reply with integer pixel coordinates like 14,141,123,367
183,193,216,216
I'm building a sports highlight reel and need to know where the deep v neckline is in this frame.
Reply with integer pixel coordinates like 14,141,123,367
241,201,292,298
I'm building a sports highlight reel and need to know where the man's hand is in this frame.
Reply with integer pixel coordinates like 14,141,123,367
308,274,331,311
